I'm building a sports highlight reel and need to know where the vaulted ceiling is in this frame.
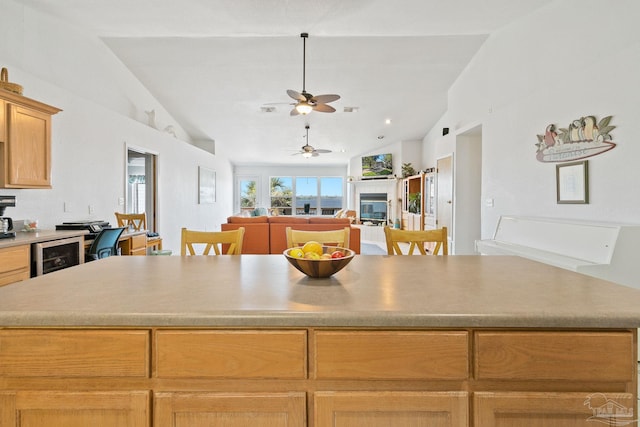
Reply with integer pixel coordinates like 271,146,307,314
21,0,553,165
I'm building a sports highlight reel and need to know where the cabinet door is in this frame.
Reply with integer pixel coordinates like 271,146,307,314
0,391,149,427
474,392,635,426
6,104,52,188
154,392,306,427
315,391,468,427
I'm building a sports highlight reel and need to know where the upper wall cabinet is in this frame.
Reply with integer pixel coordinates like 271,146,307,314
0,90,61,188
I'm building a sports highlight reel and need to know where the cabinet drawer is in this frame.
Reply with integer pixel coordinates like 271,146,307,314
0,244,30,286
313,331,468,380
0,329,150,377
474,331,634,381
0,245,30,272
155,330,307,379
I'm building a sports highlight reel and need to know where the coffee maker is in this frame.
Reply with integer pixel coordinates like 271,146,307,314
0,195,16,239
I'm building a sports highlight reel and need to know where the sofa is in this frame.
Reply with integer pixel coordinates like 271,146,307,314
222,216,361,254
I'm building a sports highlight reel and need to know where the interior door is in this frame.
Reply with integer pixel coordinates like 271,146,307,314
437,155,453,249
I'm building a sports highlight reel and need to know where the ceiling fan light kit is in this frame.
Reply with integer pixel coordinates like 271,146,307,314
287,33,340,116
295,101,313,115
294,124,332,158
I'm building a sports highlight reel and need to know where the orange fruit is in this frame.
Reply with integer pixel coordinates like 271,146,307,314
301,241,323,256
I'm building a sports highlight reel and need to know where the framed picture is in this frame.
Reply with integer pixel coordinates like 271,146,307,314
556,160,588,204
198,166,216,204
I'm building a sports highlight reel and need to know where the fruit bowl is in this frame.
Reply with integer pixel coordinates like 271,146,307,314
284,246,355,278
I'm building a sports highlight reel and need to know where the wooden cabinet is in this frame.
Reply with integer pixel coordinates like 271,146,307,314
473,330,636,426
0,244,30,286
423,169,436,229
155,392,306,427
119,233,147,255
0,328,635,426
474,392,635,426
0,90,61,188
0,329,150,426
313,330,468,380
401,173,424,230
0,390,150,426
154,329,307,379
315,391,468,427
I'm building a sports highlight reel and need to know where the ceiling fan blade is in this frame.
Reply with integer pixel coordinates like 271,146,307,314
311,94,340,104
290,107,300,116
311,152,320,157
287,89,305,101
314,149,332,154
312,103,336,113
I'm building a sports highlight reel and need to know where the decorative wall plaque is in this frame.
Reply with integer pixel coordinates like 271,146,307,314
536,115,616,162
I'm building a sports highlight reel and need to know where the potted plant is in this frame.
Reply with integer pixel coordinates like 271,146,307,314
408,192,421,214
402,163,417,178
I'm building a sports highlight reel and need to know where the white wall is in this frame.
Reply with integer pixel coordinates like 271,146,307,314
423,0,640,244
0,0,234,252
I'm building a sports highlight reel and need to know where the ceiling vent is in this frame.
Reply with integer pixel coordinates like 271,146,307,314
343,106,359,113
261,106,276,113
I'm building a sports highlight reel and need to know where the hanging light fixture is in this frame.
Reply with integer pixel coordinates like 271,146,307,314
287,33,340,116
296,101,313,115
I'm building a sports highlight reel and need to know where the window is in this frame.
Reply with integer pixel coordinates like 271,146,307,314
269,176,343,216
239,178,257,213
319,177,343,216
270,177,293,215
296,177,317,215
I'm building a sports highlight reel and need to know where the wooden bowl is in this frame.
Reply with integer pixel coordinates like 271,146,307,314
284,246,355,278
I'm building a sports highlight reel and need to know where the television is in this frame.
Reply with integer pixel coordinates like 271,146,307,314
361,153,393,178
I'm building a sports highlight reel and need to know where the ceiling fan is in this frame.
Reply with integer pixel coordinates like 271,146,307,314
293,125,332,158
288,33,340,116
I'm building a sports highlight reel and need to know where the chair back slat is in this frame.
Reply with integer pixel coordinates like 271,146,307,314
384,227,448,255
181,227,245,256
286,227,350,249
115,212,147,231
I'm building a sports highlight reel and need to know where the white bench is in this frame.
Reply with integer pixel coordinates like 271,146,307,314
476,215,640,290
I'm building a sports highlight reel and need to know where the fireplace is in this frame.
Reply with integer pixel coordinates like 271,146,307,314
359,193,387,225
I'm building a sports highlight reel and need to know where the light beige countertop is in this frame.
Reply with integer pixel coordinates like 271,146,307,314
0,229,88,248
0,255,639,328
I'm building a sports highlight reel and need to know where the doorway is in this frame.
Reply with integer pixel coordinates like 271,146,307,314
455,126,482,254
126,147,159,232
437,155,454,251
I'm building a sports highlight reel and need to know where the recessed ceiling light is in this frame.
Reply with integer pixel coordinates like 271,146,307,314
385,119,392,125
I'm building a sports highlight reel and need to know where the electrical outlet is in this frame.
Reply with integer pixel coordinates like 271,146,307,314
88,205,95,214
118,197,125,205
64,201,73,212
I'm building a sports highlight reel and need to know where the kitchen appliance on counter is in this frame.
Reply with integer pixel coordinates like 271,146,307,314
55,220,111,241
0,195,16,239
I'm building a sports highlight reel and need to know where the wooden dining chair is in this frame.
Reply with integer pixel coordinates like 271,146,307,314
384,226,448,255
181,227,245,256
286,227,350,249
115,212,163,251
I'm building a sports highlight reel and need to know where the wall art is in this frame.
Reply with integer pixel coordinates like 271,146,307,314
536,115,616,162
198,166,216,204
556,160,588,204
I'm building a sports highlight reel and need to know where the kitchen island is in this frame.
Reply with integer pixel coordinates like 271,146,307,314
0,255,638,426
